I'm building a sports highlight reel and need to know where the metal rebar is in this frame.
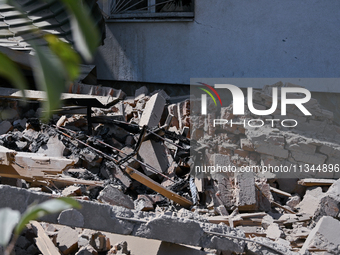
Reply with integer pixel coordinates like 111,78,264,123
53,125,176,183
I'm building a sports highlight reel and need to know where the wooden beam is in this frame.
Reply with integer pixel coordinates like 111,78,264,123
125,166,193,208
298,178,336,186
30,221,61,255
270,187,292,197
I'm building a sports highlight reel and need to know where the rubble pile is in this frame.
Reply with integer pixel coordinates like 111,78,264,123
1,82,340,254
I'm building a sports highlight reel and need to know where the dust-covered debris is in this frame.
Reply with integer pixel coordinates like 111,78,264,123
1,82,340,254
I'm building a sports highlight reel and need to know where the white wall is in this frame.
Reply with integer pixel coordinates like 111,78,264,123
94,0,340,91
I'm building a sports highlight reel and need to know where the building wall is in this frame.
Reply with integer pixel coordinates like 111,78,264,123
94,0,340,91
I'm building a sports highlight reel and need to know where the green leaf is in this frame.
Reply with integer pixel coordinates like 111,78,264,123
0,52,28,95
44,34,80,81
61,0,100,62
15,197,81,235
0,208,20,246
31,44,66,119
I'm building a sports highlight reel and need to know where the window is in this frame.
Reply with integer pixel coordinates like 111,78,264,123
109,0,194,20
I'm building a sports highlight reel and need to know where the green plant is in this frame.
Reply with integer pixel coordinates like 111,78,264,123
0,197,81,255
0,0,100,119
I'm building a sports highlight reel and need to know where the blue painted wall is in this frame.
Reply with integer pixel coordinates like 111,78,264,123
95,0,340,90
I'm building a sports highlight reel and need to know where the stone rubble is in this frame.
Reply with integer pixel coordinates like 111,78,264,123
1,82,340,254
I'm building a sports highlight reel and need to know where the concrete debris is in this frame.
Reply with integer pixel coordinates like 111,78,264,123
56,226,79,254
2,83,340,254
76,245,98,255
58,209,85,228
108,241,130,255
62,185,82,197
97,185,134,209
139,93,166,128
139,140,172,176
301,216,340,254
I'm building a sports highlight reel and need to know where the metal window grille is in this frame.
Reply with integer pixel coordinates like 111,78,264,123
110,0,193,17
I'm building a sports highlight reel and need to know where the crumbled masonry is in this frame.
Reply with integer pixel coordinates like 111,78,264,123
1,82,340,254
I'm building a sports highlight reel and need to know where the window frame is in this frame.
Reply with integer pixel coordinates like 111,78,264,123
107,0,194,22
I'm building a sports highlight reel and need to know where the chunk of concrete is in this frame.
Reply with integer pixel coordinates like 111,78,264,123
139,93,166,128
296,187,325,216
37,135,66,157
235,173,257,211
62,186,82,197
134,195,154,211
75,245,98,255
58,209,85,228
97,185,134,209
0,120,12,135
56,226,79,254
108,241,130,255
135,86,149,98
301,216,340,254
286,195,301,209
90,232,111,252
139,140,171,176
78,229,96,248
265,223,284,240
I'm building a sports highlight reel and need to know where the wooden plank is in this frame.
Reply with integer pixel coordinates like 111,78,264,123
125,166,193,208
237,212,267,218
30,221,61,255
298,178,336,186
270,187,292,197
208,216,230,225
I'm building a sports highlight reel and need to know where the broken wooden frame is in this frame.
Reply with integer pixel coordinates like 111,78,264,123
0,145,103,187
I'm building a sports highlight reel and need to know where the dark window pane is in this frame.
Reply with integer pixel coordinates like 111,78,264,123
156,0,193,12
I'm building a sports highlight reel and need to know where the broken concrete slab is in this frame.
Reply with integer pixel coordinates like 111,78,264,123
139,140,172,176
56,226,79,254
296,187,325,216
139,93,166,128
97,185,134,209
235,173,257,211
0,185,246,252
58,209,85,228
301,216,340,254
